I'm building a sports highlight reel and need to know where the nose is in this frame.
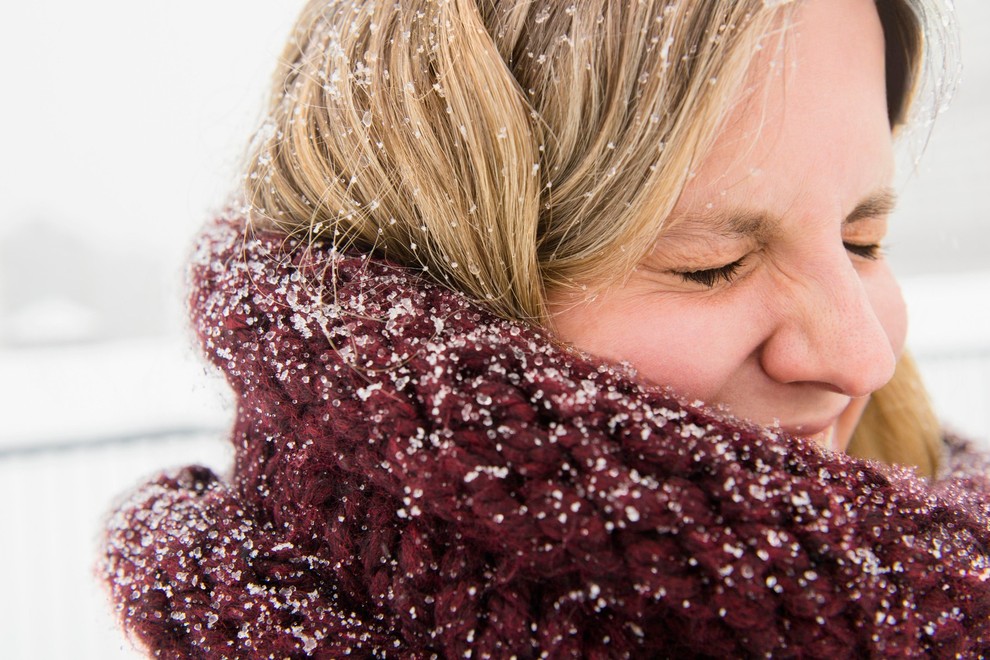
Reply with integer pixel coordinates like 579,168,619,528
758,248,899,398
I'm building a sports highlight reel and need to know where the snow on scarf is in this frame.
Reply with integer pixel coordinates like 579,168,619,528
102,214,990,658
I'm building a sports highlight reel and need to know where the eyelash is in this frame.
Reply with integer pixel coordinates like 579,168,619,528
677,259,745,287
843,241,883,260
676,242,884,287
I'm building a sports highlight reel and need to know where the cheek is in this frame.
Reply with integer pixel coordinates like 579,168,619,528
550,293,758,402
866,266,908,358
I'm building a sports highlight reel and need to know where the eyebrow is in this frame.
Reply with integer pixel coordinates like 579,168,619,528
845,187,898,224
670,187,898,240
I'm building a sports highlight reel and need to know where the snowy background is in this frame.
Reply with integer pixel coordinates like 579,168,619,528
0,1,987,657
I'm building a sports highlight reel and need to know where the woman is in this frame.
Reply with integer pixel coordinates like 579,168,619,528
103,0,990,656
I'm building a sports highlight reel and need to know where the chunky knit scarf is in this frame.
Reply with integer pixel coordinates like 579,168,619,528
103,215,990,658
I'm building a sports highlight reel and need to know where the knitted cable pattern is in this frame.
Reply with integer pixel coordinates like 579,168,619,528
102,215,990,658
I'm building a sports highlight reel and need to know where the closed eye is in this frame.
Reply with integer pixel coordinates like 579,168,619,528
676,258,745,288
678,242,881,287
844,242,883,260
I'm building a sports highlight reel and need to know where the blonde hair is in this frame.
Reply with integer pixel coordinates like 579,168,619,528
849,353,942,477
242,0,952,476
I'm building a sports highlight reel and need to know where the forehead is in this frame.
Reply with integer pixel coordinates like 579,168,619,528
667,0,893,225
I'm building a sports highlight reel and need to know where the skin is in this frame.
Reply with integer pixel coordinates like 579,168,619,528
549,0,907,452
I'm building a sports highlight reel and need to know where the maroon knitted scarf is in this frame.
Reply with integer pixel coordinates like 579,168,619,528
103,215,990,658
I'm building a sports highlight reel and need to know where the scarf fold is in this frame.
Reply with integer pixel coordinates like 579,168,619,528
103,215,990,658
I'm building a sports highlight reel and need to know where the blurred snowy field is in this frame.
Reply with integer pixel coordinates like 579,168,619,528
0,0,988,657
0,339,232,659
0,433,230,660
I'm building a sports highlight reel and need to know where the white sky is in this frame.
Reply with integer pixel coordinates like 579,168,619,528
0,0,306,258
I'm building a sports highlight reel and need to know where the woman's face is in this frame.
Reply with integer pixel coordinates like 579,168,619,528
550,0,907,452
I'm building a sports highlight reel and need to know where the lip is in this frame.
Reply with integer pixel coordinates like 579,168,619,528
779,417,839,438
779,419,840,451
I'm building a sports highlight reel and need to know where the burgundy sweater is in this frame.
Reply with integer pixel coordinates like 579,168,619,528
102,215,990,658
